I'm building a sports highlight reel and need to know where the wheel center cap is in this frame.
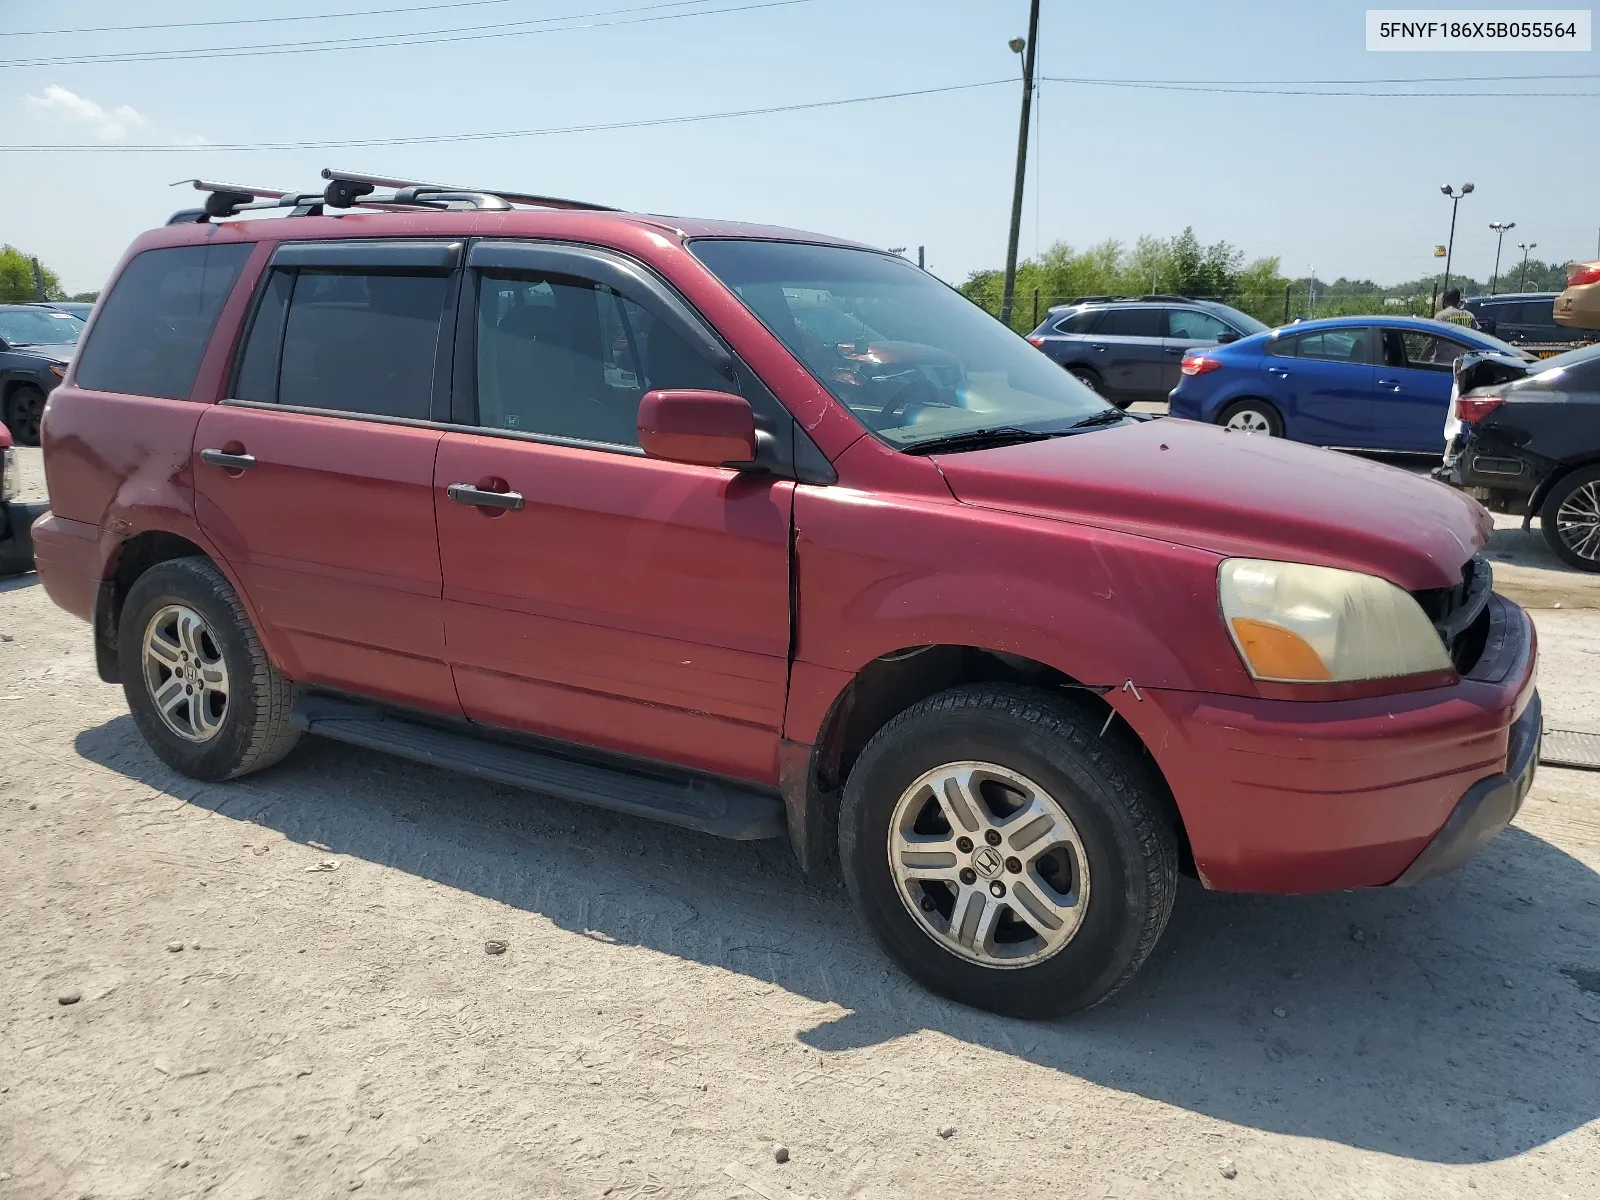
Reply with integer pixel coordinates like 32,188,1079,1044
972,845,1004,880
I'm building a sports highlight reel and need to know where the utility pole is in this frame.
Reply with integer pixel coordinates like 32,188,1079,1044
998,0,1040,329
30,257,47,301
1517,241,1537,292
1439,182,1474,295
917,245,925,271
1488,221,1515,294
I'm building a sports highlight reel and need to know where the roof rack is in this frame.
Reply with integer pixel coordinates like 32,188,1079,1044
166,170,617,225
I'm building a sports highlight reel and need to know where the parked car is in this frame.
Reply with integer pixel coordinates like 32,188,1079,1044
1438,341,1600,571
31,301,95,321
1169,314,1533,452
1554,261,1600,332
0,419,47,576
33,174,1539,1018
0,304,84,445
1025,297,1268,408
1464,293,1591,347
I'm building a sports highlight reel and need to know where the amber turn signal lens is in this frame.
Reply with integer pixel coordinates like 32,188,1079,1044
1230,617,1333,682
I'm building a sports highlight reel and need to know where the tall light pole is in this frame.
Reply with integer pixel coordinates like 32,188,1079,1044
998,0,1040,329
1440,182,1475,295
1488,220,1515,294
1517,241,1537,292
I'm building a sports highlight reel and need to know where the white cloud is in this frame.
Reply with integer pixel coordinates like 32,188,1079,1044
25,84,145,141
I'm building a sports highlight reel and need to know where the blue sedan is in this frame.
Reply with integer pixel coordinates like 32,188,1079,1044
1167,315,1530,452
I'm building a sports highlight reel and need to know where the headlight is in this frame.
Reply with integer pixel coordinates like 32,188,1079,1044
1,448,17,502
1219,558,1451,684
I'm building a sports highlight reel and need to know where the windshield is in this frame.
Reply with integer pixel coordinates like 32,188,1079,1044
691,239,1113,448
0,308,82,347
1214,304,1269,335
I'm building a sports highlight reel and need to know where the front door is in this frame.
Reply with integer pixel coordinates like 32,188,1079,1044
434,243,794,785
1376,328,1469,452
194,243,462,714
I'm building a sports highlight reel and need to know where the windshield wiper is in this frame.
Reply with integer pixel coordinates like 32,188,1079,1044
1068,408,1128,429
903,426,1058,454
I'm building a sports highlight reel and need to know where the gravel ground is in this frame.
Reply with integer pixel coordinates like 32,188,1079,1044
3,447,1599,1200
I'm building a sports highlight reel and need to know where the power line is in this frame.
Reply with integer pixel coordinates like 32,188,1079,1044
1044,75,1599,97
0,0,806,69
1061,72,1599,85
0,79,1014,153
2,0,535,38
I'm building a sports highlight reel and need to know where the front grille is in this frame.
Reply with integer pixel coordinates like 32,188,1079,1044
1411,555,1492,674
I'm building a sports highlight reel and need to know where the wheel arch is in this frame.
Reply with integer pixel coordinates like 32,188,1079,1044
1529,453,1600,520
779,643,1193,879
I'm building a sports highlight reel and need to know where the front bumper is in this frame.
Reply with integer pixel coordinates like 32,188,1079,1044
1114,593,1539,894
0,499,49,577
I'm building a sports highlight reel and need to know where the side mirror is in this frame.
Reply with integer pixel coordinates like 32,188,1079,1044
637,389,757,468
1215,330,1241,344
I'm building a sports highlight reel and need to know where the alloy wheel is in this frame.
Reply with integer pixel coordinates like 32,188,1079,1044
1225,409,1272,435
1555,480,1600,562
887,761,1090,968
141,604,230,742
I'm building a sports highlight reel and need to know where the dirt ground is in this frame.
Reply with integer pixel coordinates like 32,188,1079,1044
3,446,1599,1200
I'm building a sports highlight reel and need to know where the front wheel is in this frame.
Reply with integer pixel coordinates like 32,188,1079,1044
838,685,1179,1018
1217,399,1282,437
1541,465,1600,572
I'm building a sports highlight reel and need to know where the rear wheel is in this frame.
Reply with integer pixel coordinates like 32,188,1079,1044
1069,367,1126,408
5,385,46,446
838,684,1179,1018
1217,398,1282,437
1541,465,1600,572
118,557,300,780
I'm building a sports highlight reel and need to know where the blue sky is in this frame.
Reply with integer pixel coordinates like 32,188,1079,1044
2,0,1596,294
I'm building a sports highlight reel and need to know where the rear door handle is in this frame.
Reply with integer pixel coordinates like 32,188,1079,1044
1377,378,1402,389
447,483,524,511
1266,366,1290,377
1163,347,1185,355
199,448,256,471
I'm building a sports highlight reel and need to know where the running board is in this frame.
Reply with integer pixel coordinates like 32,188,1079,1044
290,697,785,840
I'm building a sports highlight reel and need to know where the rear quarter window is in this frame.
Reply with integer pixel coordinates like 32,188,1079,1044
74,243,252,400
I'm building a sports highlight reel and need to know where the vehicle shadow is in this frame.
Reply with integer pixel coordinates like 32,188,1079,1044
75,714,1600,1165
0,573,39,594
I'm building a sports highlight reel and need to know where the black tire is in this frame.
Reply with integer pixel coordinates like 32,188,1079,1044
838,684,1179,1018
117,557,299,780
1216,398,1282,437
1540,465,1600,573
6,384,46,446
1068,367,1127,409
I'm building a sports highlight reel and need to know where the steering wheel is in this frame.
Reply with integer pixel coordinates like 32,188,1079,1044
871,376,946,431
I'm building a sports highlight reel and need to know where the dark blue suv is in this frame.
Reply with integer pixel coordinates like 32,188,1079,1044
1026,297,1268,408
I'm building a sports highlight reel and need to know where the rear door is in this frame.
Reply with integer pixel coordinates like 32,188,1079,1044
433,241,794,785
1160,307,1235,392
1264,327,1377,445
1082,306,1165,402
193,240,462,714
1376,328,1471,452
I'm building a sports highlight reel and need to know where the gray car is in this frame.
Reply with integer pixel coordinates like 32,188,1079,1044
1026,297,1269,408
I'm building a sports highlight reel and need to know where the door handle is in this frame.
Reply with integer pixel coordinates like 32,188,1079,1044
1163,347,1185,355
1377,378,1402,389
1266,366,1289,377
1089,344,1107,353
447,483,524,511
199,448,256,471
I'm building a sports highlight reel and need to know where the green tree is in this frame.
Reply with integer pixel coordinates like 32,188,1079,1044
0,245,64,303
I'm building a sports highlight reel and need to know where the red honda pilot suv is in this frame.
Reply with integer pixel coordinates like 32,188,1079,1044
33,173,1540,1017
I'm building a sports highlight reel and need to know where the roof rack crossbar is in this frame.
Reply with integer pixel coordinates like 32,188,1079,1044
321,168,617,212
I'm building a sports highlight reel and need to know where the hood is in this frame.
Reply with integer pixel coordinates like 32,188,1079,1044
934,419,1488,590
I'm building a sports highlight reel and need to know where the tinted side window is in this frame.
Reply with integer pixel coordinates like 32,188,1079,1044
74,243,252,399
1092,308,1161,337
274,271,448,419
1297,328,1371,363
1165,309,1231,340
1264,333,1296,357
1052,310,1097,334
475,272,726,447
1399,330,1470,370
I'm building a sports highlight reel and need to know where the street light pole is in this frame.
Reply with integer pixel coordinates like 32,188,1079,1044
1488,220,1515,294
1517,241,1537,292
1439,182,1475,296
998,0,1041,329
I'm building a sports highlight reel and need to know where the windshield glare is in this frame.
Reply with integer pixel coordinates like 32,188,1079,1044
0,308,82,347
690,239,1113,447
